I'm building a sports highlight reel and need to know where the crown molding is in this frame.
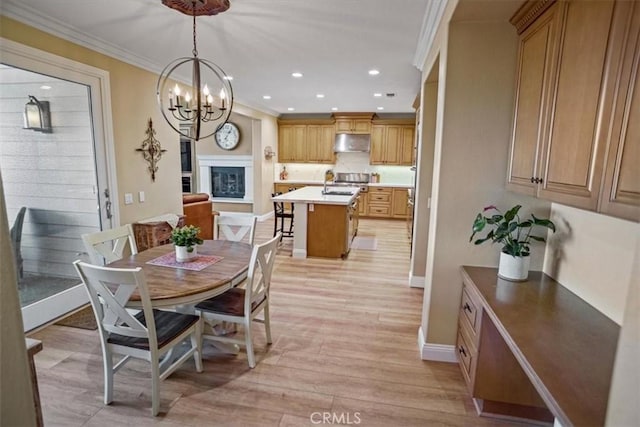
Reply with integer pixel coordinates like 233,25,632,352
1,1,279,119
1,1,164,76
412,0,449,71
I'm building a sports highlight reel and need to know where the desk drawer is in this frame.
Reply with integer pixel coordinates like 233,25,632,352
461,286,480,335
456,327,476,387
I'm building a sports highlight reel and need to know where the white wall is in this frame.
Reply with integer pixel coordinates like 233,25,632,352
544,204,638,324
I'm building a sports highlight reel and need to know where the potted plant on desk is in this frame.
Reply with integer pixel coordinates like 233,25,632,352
469,204,556,281
170,225,203,262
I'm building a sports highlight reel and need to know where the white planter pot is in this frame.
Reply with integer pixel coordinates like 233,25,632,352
175,245,198,263
498,252,530,282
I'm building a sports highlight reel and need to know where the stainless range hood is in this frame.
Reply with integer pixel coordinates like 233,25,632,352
334,133,370,153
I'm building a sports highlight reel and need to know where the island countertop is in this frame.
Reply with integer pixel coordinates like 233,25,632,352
272,186,359,205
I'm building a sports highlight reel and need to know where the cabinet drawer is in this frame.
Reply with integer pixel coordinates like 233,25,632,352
456,328,476,387
371,187,392,194
368,205,391,216
369,193,391,203
460,286,480,336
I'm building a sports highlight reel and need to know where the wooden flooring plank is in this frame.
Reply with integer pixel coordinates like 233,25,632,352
28,218,527,425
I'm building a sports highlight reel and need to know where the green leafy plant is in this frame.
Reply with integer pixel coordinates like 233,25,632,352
469,205,556,257
170,225,203,252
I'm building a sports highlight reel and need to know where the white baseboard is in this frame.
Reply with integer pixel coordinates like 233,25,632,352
418,327,457,363
409,274,425,288
257,211,274,222
292,248,307,258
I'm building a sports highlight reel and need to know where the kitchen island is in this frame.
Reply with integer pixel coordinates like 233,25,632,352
272,186,360,259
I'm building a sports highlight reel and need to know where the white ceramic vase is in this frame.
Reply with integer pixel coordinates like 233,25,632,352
498,252,530,282
175,245,197,263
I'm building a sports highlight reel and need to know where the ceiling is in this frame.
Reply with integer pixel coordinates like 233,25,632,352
1,0,431,117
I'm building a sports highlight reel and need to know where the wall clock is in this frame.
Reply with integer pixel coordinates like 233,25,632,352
215,122,240,150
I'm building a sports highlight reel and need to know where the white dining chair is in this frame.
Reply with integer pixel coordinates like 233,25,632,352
214,214,257,246
81,224,138,265
73,260,203,416
196,233,280,368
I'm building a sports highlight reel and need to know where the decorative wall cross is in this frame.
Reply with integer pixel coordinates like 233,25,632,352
136,118,167,182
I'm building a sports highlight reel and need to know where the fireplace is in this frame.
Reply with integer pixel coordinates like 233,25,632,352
212,166,245,198
198,155,253,203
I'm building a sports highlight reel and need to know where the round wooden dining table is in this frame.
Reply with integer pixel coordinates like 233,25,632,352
109,240,253,309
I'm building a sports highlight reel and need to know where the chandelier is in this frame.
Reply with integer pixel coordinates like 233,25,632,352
157,0,233,141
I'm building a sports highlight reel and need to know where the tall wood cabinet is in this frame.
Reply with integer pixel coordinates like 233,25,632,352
599,3,640,221
508,0,639,221
278,120,335,164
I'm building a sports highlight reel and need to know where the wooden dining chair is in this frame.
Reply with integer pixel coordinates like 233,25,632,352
82,224,138,265
196,233,281,368
73,260,203,416
214,214,257,246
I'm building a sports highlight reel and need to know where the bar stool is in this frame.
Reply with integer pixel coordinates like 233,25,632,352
272,192,294,238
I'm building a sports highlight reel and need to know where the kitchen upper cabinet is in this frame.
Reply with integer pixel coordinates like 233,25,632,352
507,3,560,196
306,125,336,163
599,2,640,221
278,124,306,163
278,121,335,164
508,0,636,218
334,114,373,134
370,122,415,165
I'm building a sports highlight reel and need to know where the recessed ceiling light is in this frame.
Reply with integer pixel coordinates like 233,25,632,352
316,94,325,98
40,85,52,90
377,107,384,110
291,72,303,78
263,95,272,100
287,107,295,111
331,107,338,111
374,93,382,97
368,69,380,76
223,75,233,81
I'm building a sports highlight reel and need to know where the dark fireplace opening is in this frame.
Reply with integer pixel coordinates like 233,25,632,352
212,167,245,199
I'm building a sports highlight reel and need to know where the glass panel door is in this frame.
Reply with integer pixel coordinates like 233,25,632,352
0,47,114,331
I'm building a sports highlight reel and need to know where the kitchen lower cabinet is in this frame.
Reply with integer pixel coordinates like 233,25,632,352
307,204,351,258
367,187,392,217
391,188,410,218
508,0,638,220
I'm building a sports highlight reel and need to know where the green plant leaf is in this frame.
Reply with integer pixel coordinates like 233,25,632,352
530,235,546,242
486,214,503,224
532,214,556,232
504,205,521,222
518,220,533,227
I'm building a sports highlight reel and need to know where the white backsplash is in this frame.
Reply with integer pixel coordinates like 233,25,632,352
276,152,413,185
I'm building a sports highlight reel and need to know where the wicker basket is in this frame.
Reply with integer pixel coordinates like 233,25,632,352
133,215,185,251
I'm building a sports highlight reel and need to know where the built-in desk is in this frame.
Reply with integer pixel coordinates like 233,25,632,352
459,266,620,427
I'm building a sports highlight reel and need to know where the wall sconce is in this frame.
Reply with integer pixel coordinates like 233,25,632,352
24,95,52,133
264,146,275,159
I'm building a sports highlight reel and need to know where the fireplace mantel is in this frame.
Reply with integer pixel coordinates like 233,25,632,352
198,155,253,203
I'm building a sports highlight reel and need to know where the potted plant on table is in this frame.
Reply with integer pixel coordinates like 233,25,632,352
170,225,203,262
469,205,556,281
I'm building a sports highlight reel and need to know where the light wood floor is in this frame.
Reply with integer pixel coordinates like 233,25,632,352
29,218,517,426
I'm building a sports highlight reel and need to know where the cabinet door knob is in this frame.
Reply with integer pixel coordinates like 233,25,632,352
463,302,472,313
458,346,467,357
530,177,536,183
